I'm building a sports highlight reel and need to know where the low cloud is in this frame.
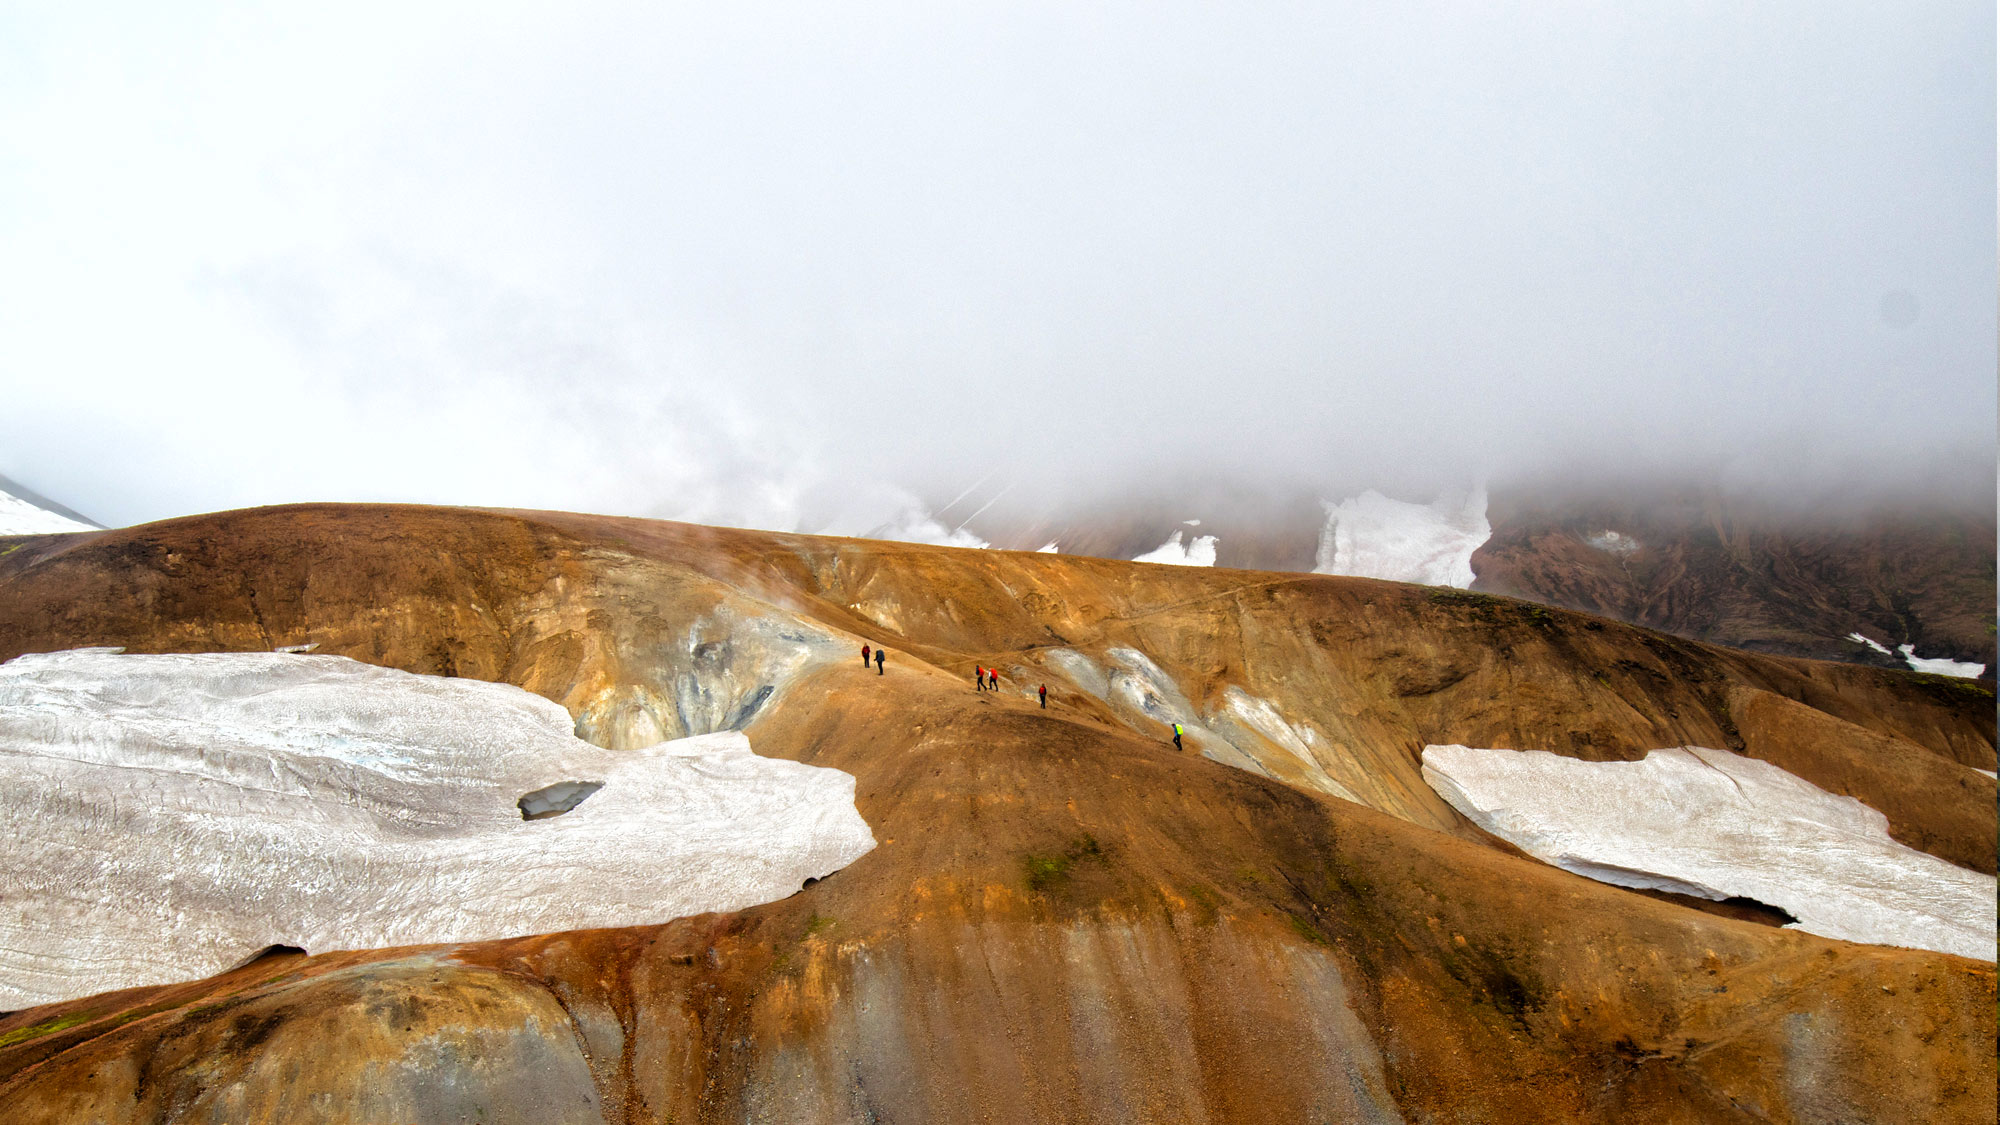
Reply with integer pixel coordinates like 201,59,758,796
2,3,1991,529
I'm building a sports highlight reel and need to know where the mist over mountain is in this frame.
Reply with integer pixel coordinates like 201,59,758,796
1,3,1992,536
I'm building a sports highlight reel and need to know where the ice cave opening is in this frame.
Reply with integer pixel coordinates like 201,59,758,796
517,780,606,820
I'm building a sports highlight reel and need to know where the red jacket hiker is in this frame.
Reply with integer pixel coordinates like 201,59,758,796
862,644,871,667
1038,684,1047,708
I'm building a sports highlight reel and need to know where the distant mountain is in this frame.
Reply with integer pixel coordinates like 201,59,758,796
1470,486,1995,680
959,476,1994,679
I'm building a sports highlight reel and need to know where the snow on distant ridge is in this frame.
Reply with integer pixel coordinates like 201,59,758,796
1897,644,1985,679
0,649,877,1007
0,487,95,535
1847,632,1985,678
1847,632,1894,656
1134,530,1218,567
1422,743,1995,961
1314,486,1490,587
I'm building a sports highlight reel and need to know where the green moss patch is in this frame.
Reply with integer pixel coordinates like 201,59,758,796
0,1011,93,1049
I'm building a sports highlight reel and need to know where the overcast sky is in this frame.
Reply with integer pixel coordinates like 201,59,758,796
1,2,1992,531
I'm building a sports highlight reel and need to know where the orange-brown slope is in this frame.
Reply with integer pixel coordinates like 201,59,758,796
2,504,1991,865
3,658,1992,1124
0,504,1992,1124
522,507,1999,868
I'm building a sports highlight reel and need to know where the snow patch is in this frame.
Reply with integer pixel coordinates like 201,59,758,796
1036,541,1060,553
1846,633,1985,678
1133,530,1218,567
0,488,95,536
0,649,877,1007
1313,486,1489,588
1896,644,1986,679
1847,632,1894,656
1421,744,1994,961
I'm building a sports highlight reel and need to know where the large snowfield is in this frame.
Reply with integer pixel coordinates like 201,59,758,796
1313,486,1490,587
0,649,877,1008
1421,743,1996,961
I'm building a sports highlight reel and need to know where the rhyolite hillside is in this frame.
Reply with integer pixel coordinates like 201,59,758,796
0,504,1992,1124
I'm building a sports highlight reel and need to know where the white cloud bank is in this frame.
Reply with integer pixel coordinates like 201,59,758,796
0,649,877,1008
7,3,1991,532
1422,743,1994,961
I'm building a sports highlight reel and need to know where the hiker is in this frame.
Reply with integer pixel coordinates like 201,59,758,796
974,665,985,691
862,643,871,668
987,668,1000,691
875,648,886,675
1038,684,1047,708
1171,723,1184,751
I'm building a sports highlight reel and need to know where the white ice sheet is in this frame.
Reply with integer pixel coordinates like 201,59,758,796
0,649,877,1007
1422,743,1994,961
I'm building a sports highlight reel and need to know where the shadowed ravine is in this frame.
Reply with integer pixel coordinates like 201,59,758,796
0,504,1992,1124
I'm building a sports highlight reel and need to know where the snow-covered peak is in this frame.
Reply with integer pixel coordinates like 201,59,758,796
1313,486,1490,587
1133,530,1218,567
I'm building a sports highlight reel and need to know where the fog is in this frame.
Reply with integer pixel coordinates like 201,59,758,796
1,2,1992,532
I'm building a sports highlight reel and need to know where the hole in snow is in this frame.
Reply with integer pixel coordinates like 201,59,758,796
518,781,604,820
1716,895,1799,927
226,943,307,972
1629,887,1799,928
